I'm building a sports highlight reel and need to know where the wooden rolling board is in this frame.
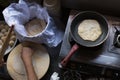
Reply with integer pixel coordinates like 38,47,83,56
7,43,50,80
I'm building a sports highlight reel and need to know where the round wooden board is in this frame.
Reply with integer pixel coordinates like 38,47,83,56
7,43,50,80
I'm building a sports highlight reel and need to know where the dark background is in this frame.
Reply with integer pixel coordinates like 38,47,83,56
1,0,120,80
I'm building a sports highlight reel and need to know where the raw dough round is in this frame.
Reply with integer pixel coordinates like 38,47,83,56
25,18,46,36
78,19,102,41
7,43,50,80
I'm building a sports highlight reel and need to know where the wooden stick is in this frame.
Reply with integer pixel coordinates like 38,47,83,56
0,25,14,62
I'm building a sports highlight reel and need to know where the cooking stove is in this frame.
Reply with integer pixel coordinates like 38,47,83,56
58,10,120,80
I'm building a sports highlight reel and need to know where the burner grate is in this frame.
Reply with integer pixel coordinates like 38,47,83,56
108,24,120,54
60,68,114,80
61,69,82,80
113,26,120,48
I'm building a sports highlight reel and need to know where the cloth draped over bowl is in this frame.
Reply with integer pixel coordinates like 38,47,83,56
2,0,64,47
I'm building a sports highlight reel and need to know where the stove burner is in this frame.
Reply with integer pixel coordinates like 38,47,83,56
108,25,120,54
113,27,120,47
59,11,120,80
60,68,113,80
61,69,82,80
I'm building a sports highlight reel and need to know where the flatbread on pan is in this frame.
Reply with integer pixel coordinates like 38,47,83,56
78,19,102,41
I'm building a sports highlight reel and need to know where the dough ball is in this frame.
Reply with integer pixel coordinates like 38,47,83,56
0,40,3,45
0,40,2,50
4,32,8,36
1,36,6,42
9,40,14,47
0,45,2,49
0,33,4,38
1,29,6,33
78,19,102,41
12,31,15,35
0,24,4,27
4,25,9,31
11,35,16,41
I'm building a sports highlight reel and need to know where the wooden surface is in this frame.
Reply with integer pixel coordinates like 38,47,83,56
7,43,50,80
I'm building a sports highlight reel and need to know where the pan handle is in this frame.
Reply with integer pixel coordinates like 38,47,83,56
60,44,79,67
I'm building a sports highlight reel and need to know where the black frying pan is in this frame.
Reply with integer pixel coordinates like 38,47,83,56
60,11,109,67
71,11,109,47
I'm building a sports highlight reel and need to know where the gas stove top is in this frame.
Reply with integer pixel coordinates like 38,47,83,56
58,10,120,79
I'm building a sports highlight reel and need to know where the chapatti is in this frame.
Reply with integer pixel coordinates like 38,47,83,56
78,19,102,41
